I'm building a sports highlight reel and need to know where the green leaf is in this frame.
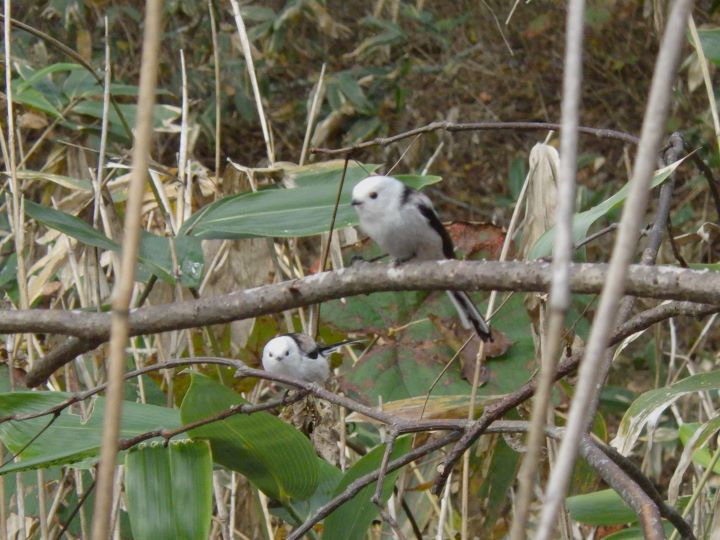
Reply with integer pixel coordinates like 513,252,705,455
0,392,183,474
696,28,720,66
529,157,689,259
25,199,118,252
12,85,63,118
272,460,343,525
25,201,204,286
180,374,319,502
334,71,374,114
332,289,534,403
179,163,441,239
474,436,521,536
566,489,636,526
14,170,93,191
679,422,720,473
0,253,17,289
125,440,213,540
323,436,412,540
614,370,720,454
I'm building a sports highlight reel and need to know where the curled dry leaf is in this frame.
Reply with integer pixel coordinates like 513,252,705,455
446,221,505,259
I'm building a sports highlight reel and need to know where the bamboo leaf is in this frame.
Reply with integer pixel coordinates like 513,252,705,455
179,162,440,239
24,201,204,286
180,374,320,502
125,440,213,540
529,156,690,259
0,392,183,474
613,370,720,455
323,436,412,540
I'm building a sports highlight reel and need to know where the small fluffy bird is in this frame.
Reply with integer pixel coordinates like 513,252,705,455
351,175,492,341
262,333,362,383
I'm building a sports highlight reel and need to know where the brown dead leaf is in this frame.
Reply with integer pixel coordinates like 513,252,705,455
18,112,48,130
446,221,505,259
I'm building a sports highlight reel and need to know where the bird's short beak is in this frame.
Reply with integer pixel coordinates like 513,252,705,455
350,199,360,206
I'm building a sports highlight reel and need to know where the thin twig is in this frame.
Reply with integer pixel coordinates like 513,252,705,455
208,0,222,178
311,121,639,156
371,430,398,506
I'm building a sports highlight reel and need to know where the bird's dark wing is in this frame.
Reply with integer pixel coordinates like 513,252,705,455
317,338,365,356
285,333,320,359
416,201,455,259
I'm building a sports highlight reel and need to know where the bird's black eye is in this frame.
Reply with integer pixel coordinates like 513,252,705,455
285,350,289,356
369,191,378,199
268,352,273,357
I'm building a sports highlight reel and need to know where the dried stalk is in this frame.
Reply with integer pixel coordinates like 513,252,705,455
535,2,693,537
90,1,163,538
510,0,586,536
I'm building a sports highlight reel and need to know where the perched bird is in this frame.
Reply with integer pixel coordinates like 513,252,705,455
351,175,492,341
261,333,362,383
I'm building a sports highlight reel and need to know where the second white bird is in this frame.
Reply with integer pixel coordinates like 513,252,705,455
262,333,361,383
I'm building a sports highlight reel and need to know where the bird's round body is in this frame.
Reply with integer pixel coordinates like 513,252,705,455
351,175,450,262
351,175,492,341
261,334,331,383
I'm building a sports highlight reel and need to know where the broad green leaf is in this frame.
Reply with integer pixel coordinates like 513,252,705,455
334,71,374,114
697,28,720,66
613,370,720,455
288,161,380,187
0,392,183,474
179,164,440,239
14,62,83,94
174,235,205,288
529,157,689,259
566,489,636,526
180,374,319,502
332,289,533,403
12,85,63,118
474,436,521,537
25,199,118,252
126,440,213,540
323,436,412,540
25,201,204,286
272,459,343,525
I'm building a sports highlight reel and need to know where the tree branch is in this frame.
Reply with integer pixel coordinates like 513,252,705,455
311,121,639,156
17,261,720,386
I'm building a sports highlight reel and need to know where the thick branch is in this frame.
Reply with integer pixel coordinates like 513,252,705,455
9,262,719,340
15,261,720,386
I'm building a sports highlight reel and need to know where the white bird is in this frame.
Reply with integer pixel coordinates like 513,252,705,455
261,333,362,383
351,175,492,341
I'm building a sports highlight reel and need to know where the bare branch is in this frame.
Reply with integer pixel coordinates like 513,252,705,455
14,261,720,386
311,121,639,156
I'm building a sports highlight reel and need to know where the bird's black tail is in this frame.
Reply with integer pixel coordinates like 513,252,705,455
446,291,492,341
318,339,366,356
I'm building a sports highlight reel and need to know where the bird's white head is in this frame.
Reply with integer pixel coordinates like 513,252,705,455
351,175,405,218
262,335,300,365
